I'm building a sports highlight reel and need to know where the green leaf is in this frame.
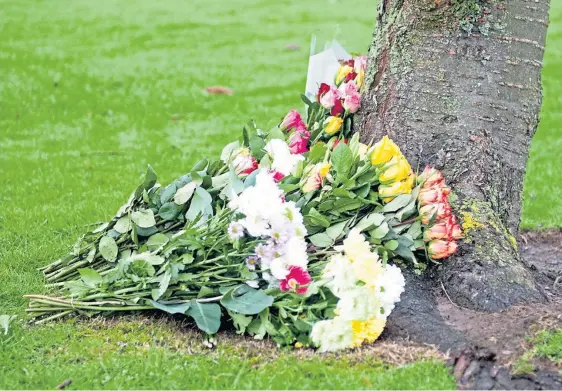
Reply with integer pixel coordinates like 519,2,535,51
131,209,156,228
326,220,347,240
385,240,399,251
332,198,362,212
221,286,274,315
149,300,191,315
331,142,353,179
186,187,213,222
228,311,252,334
130,252,166,265
407,221,423,239
266,126,285,142
191,158,209,172
173,182,197,205
383,194,412,212
114,215,131,234
158,202,182,221
249,135,266,160
0,315,16,335
78,268,102,287
305,208,330,228
159,183,177,204
146,233,169,251
151,271,171,300
187,302,221,334
85,247,96,263
135,165,158,198
355,213,385,232
98,235,118,261
307,142,327,163
300,94,313,106
369,222,390,239
308,232,333,248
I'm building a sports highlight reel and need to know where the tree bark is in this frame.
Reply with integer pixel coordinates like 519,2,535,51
359,0,551,312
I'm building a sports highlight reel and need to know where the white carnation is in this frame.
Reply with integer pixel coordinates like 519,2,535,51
311,317,353,353
375,264,405,319
264,139,304,176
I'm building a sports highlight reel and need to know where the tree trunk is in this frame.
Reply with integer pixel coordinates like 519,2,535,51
359,0,551,312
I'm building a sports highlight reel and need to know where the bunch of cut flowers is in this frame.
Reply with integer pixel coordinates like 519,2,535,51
26,54,461,351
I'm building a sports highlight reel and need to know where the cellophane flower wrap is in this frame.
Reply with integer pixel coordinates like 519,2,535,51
27,49,461,351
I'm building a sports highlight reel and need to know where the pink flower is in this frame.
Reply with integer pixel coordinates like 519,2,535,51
317,83,340,110
428,240,458,260
418,186,450,206
341,81,359,97
418,166,445,188
269,170,285,182
344,71,358,83
343,93,361,113
280,109,305,132
232,152,258,176
279,266,312,294
288,131,309,154
420,202,451,225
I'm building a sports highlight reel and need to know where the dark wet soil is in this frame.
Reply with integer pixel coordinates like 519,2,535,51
383,231,562,390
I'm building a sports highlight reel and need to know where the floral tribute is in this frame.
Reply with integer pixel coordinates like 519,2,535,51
26,55,461,351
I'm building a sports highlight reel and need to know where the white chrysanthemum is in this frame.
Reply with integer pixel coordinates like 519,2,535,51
269,257,290,279
311,317,354,353
323,254,357,297
336,287,379,321
335,228,373,262
227,221,245,240
264,139,304,176
375,264,405,319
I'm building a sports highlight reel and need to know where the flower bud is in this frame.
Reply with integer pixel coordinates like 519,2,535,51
370,136,402,165
335,64,354,86
428,240,458,260
288,131,309,154
379,179,413,203
379,156,412,183
323,116,343,136
418,185,450,206
418,166,445,188
317,83,340,110
420,202,451,225
280,109,304,132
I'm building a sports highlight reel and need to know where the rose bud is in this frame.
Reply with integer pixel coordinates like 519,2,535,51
335,64,354,86
280,109,304,132
288,131,309,154
231,149,258,176
370,136,402,165
301,163,331,193
418,166,445,188
343,93,361,113
418,185,450,206
331,98,345,116
317,83,339,110
451,223,463,240
268,170,285,182
378,179,413,203
379,155,412,183
428,240,458,260
420,202,451,225
323,116,344,136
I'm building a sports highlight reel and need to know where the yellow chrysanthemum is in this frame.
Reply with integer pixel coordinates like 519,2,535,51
350,317,386,347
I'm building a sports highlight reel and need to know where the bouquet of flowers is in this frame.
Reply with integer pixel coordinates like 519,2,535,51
26,51,462,352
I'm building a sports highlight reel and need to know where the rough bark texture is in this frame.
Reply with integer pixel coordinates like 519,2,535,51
359,0,551,312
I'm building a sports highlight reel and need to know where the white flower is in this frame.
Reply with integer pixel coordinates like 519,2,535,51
255,242,275,260
336,287,379,321
323,254,356,297
280,236,308,268
245,256,259,271
264,139,304,176
227,221,245,240
270,257,290,279
335,229,372,262
246,280,259,289
311,317,353,352
375,264,405,318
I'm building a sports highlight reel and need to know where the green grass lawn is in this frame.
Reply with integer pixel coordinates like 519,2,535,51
0,0,560,389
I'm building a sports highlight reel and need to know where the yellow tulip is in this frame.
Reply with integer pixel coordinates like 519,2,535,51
379,155,412,183
323,116,343,136
379,179,413,203
335,64,354,86
370,136,402,165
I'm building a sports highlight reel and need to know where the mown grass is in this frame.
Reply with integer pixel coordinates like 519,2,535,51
0,0,560,389
0,0,456,389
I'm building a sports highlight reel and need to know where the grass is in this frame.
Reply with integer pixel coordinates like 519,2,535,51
0,0,560,389
0,0,456,389
512,328,562,375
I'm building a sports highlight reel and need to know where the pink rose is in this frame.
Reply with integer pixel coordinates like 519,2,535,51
288,131,309,154
317,82,340,110
280,109,305,132
343,93,361,113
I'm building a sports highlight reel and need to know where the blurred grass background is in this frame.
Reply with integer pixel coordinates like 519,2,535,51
0,0,560,388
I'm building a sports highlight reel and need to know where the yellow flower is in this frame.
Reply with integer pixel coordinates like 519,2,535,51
370,136,402,165
379,179,413,203
355,70,365,89
351,317,386,347
318,162,332,178
323,116,343,136
295,342,303,348
379,155,412,183
335,64,354,85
